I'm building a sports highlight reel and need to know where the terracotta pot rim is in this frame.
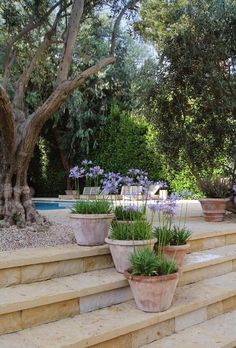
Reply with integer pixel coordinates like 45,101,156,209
70,213,115,219
199,198,230,202
124,270,179,282
163,243,190,251
105,237,157,246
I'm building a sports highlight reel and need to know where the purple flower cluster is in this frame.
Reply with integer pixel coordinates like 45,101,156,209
102,172,123,194
148,194,179,218
69,166,85,179
86,165,104,179
137,175,153,194
123,204,141,213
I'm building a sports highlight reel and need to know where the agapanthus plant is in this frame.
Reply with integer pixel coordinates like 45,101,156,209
69,166,85,195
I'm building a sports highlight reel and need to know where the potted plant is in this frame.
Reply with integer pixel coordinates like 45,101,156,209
124,248,179,312
198,177,232,222
105,220,157,273
70,199,114,245
154,225,191,268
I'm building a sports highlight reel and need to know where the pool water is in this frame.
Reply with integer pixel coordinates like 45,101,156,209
34,201,75,210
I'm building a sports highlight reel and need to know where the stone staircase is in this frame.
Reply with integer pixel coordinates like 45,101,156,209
0,228,236,347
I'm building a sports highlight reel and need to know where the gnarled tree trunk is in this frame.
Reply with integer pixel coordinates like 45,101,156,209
0,0,138,226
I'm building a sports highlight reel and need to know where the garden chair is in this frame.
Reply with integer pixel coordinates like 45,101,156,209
121,185,143,201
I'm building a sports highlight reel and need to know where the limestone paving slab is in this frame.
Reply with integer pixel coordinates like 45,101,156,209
142,310,236,348
0,268,127,315
1,272,236,347
0,244,109,269
183,244,236,271
1,244,236,316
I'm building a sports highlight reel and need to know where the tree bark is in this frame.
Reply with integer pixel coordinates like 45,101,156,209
0,0,136,226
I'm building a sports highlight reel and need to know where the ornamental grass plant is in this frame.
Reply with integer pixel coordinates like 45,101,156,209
71,199,113,214
114,205,144,221
110,220,153,240
129,248,177,276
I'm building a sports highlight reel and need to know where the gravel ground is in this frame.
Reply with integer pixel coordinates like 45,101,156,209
0,222,76,252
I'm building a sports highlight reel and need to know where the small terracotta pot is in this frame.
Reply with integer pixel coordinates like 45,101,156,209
105,238,157,273
162,244,190,268
199,198,230,222
70,213,114,246
124,270,179,312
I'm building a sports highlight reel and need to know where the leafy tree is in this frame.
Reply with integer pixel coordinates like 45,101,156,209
0,0,139,225
137,0,236,182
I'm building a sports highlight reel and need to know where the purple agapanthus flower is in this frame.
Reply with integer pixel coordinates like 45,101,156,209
89,166,104,178
123,176,134,186
69,166,85,179
102,172,123,194
123,205,141,212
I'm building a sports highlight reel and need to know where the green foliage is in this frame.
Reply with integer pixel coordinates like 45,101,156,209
71,199,113,214
169,226,192,246
90,106,163,180
114,206,144,221
198,177,232,198
137,0,236,179
130,248,177,276
110,220,153,240
155,225,191,246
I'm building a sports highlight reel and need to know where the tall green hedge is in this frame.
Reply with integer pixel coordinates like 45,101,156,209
90,106,163,180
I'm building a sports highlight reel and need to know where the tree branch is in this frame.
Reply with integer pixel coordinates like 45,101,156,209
13,9,64,113
21,56,115,157
2,0,68,88
110,0,139,56
0,85,16,155
57,0,85,84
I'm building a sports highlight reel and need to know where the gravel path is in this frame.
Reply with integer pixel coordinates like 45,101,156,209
0,222,76,252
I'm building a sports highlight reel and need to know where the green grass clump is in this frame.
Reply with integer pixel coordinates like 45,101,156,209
110,220,153,240
71,199,113,214
114,206,144,221
154,225,191,246
130,248,177,276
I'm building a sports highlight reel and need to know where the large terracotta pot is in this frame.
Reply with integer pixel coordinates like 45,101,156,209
124,270,179,312
105,238,157,273
70,213,114,246
162,244,190,268
199,198,230,222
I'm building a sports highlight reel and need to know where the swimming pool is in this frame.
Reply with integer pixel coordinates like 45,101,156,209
34,200,75,210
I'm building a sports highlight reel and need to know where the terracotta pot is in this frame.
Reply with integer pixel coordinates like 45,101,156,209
162,244,190,268
105,238,157,273
124,270,179,312
199,198,230,222
70,213,114,246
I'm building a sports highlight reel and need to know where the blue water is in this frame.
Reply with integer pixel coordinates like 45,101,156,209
34,201,75,210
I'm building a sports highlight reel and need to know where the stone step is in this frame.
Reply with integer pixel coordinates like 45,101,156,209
0,244,113,288
142,310,236,348
180,244,236,286
0,227,235,289
0,272,236,347
0,268,131,334
0,244,236,334
189,227,236,252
